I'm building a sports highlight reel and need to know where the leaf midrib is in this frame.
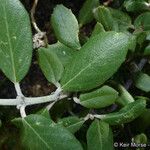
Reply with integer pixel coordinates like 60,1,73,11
2,1,16,82
23,118,52,150
62,39,124,89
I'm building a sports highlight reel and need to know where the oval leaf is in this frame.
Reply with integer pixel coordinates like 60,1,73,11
51,5,80,49
101,99,146,125
13,115,83,150
61,32,129,92
93,6,116,31
87,120,114,150
134,72,150,92
38,47,64,85
79,0,99,26
79,85,118,109
0,0,32,83
134,12,150,31
124,0,150,12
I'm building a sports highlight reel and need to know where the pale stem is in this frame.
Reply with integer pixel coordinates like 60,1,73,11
14,83,27,117
55,82,61,88
25,94,67,106
31,0,41,33
84,114,106,121
93,114,106,119
14,83,23,96
84,114,94,121
46,101,56,111
73,97,81,104
19,105,27,118
0,98,21,106
0,94,67,106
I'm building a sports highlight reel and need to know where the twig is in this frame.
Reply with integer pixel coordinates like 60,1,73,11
14,89,26,118
14,83,23,96
31,0,41,33
14,83,27,117
31,0,48,48
83,114,106,121
0,98,21,106
18,105,26,118
0,93,67,106
26,94,67,106
73,97,81,104
46,101,56,111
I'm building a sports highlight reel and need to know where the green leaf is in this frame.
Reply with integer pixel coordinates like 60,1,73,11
58,116,85,134
108,8,132,31
87,120,114,150
61,32,129,92
38,47,64,85
133,133,147,145
51,5,80,49
134,72,150,92
91,22,105,38
134,12,150,31
93,6,117,31
101,99,146,125
0,0,32,83
37,108,51,120
47,42,76,66
116,85,134,106
144,44,150,55
79,86,118,109
128,34,137,52
79,0,99,26
13,114,83,150
134,31,147,46
124,0,150,12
